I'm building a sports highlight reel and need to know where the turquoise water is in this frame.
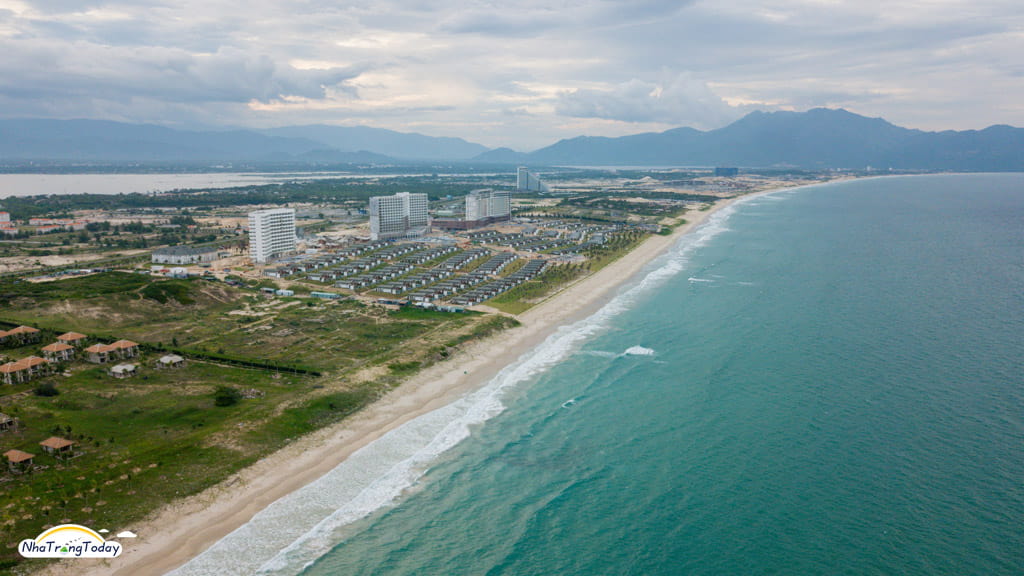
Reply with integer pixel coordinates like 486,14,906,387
168,174,1024,576
298,174,1024,575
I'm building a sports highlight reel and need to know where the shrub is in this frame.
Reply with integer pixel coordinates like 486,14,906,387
213,385,242,407
34,382,60,397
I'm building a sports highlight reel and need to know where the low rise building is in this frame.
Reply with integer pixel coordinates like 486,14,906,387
39,437,74,458
4,449,34,473
0,325,41,346
110,363,137,378
84,340,140,364
41,342,75,362
0,356,48,385
157,354,185,369
152,245,220,265
57,332,89,348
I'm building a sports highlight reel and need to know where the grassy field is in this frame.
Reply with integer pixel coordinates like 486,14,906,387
0,273,483,373
0,272,516,572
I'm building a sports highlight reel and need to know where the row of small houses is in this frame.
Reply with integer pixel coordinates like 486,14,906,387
408,271,491,303
266,241,401,278
451,259,548,306
335,262,415,291
377,268,455,295
4,436,78,473
294,244,458,283
0,327,141,385
403,253,520,303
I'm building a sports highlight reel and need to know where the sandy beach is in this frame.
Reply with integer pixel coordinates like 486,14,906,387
47,195,741,576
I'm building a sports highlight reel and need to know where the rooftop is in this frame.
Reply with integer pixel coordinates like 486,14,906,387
40,437,74,450
42,342,74,352
4,449,34,463
153,245,220,257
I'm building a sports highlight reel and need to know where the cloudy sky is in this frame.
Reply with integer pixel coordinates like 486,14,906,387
1,0,1022,150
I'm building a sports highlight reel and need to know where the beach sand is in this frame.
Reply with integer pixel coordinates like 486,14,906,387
45,196,740,576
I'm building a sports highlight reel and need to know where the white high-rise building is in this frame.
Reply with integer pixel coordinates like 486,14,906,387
516,167,550,193
465,189,511,222
369,192,429,240
248,208,297,264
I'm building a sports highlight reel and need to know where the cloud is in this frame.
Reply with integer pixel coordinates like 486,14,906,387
0,40,363,104
556,72,743,128
0,0,1022,149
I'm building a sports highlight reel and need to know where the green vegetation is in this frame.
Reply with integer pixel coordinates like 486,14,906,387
0,271,521,571
213,385,242,406
140,279,196,305
33,382,59,397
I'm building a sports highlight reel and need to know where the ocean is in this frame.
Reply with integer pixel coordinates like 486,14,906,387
169,173,1024,575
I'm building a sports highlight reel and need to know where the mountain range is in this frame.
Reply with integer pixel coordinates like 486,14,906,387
1,109,1022,170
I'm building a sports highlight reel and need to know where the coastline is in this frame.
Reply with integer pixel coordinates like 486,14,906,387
46,193,747,576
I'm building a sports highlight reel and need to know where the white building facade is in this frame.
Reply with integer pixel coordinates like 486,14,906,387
369,192,429,240
516,167,550,193
248,208,297,264
465,189,511,222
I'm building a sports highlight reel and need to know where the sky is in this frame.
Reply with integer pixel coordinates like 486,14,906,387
0,0,1022,151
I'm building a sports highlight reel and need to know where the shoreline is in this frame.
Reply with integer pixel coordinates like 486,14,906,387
46,192,753,576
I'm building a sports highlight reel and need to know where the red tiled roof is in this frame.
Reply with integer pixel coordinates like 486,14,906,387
6,326,39,335
42,343,74,353
4,449,34,463
57,332,88,341
0,356,46,373
40,437,74,450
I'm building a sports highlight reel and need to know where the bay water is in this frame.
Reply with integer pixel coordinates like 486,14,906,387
173,173,1024,575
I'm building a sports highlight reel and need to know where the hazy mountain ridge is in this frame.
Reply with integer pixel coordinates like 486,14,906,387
261,125,489,161
0,119,488,164
494,108,1024,170
1,110,1022,170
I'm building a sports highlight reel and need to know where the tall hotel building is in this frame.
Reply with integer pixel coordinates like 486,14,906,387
516,167,550,193
369,192,429,240
248,208,297,264
465,189,511,223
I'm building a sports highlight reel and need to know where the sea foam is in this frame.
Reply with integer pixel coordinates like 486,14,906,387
623,346,656,356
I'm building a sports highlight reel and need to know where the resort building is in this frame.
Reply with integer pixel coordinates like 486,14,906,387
465,189,511,223
84,340,140,364
4,449,34,473
369,192,429,240
0,356,48,385
41,342,75,362
110,363,137,378
152,245,220,265
0,211,9,223
57,332,88,348
248,208,297,264
158,354,185,369
0,412,15,432
0,325,41,346
39,437,74,458
516,167,550,193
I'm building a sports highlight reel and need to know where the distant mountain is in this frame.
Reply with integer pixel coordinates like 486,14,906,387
494,109,1024,170
0,119,492,164
261,125,489,161
0,119,327,163
472,147,529,164
4,111,1022,170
